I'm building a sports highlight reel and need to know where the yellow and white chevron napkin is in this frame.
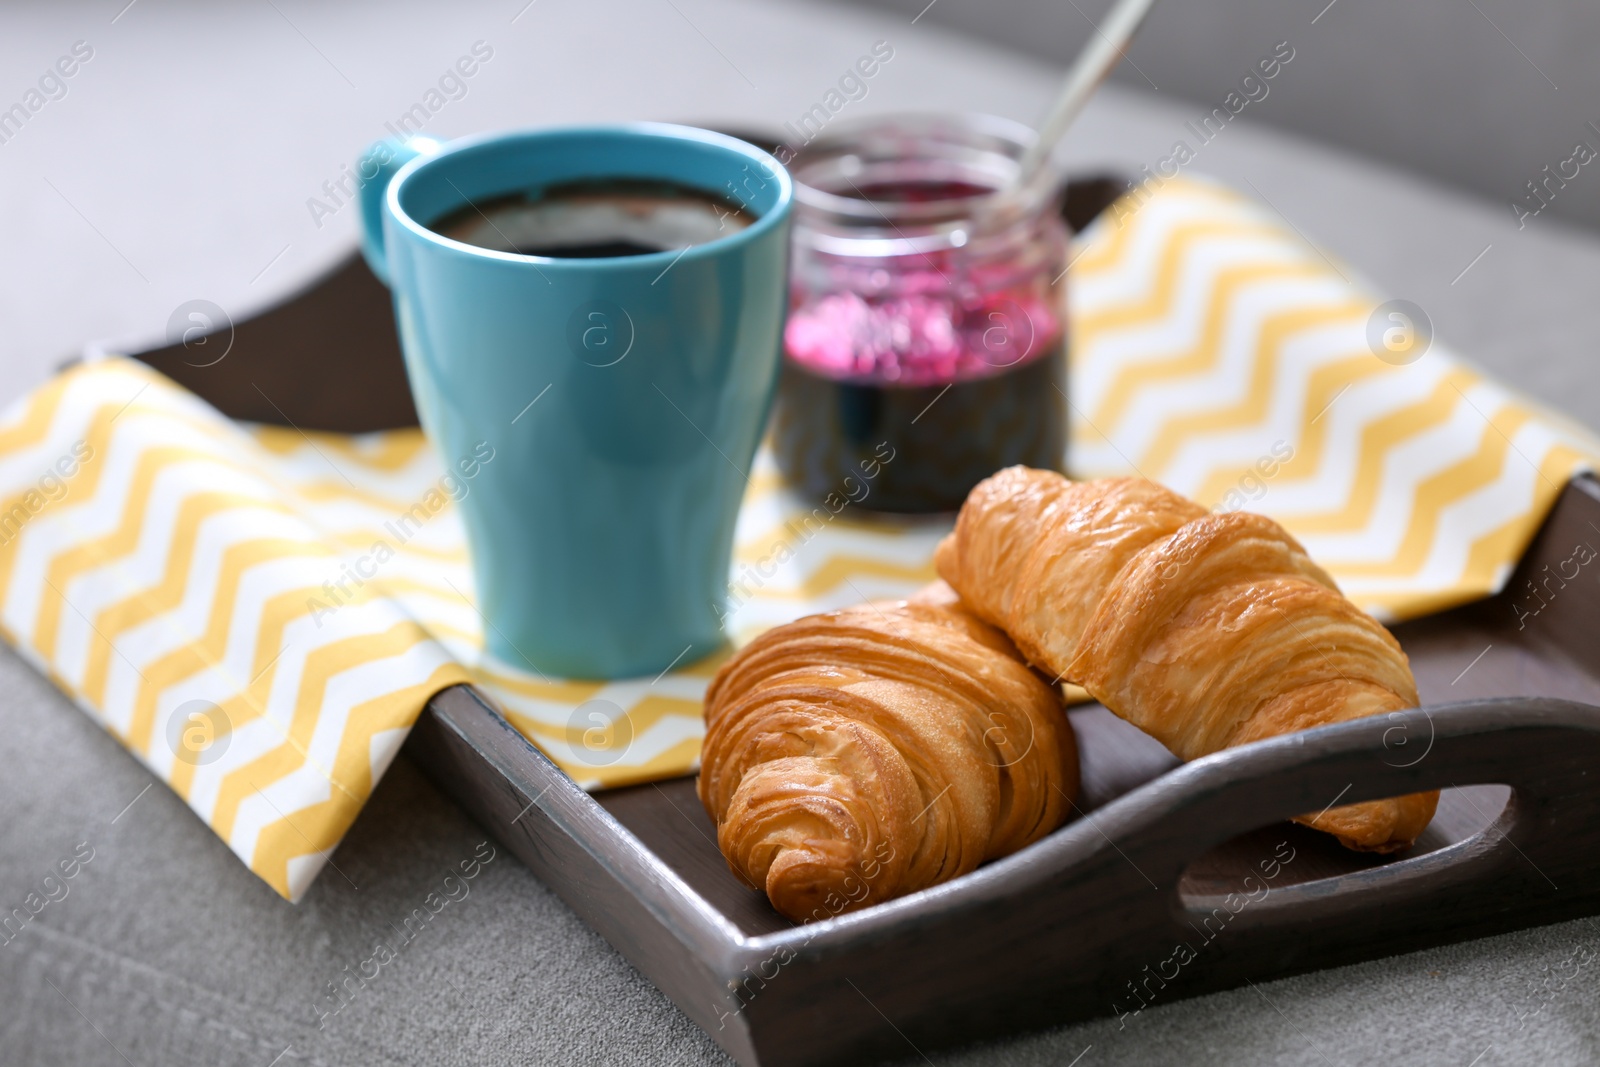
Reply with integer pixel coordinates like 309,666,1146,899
0,358,940,901
0,174,1592,902
1070,177,1598,619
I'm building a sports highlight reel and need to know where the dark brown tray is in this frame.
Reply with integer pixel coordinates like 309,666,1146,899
406,480,1600,1066
131,175,1600,1067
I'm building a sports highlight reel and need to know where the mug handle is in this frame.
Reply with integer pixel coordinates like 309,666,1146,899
357,135,443,286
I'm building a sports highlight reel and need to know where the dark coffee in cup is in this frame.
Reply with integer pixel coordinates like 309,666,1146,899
431,179,755,258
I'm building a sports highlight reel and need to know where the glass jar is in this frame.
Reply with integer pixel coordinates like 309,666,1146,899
771,112,1069,513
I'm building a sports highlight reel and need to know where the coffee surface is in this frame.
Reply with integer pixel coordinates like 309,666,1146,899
432,179,754,258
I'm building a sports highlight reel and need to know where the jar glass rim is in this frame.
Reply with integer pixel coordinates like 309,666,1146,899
788,112,1058,234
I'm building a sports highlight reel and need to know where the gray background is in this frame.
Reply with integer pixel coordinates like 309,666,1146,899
2,1,1599,1065
856,0,1600,232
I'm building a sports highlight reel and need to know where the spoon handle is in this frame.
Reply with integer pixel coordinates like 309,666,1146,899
1014,0,1160,186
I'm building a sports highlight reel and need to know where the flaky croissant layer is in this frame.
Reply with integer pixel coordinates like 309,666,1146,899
937,467,1438,853
698,584,1079,922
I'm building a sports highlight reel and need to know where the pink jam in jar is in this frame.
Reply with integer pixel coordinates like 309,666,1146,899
772,116,1069,513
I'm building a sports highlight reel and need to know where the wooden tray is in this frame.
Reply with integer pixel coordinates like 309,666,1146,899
132,175,1600,1067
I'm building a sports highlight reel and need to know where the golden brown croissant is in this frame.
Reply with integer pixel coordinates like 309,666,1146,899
936,467,1437,853
698,582,1078,922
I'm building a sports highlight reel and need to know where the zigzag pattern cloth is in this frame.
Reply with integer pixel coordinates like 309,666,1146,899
1,175,1592,901
0,358,941,901
0,363,469,901
1069,177,1598,619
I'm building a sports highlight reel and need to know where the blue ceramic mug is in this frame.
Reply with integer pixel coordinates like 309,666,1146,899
359,124,793,679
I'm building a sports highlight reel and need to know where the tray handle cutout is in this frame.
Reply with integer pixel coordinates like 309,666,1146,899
1103,699,1600,954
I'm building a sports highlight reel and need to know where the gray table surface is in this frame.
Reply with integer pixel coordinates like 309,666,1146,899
3,1,1599,1065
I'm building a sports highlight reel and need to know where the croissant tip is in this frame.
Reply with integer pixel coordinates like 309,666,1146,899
1337,837,1416,855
